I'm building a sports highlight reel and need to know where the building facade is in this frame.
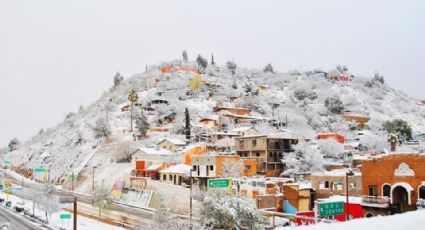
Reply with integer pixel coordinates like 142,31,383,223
361,153,425,216
234,134,298,177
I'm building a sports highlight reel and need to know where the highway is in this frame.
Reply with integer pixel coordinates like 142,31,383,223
0,205,44,230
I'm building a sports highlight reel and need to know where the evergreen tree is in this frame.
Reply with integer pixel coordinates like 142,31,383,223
211,53,215,65
382,119,412,142
8,138,19,152
263,63,274,73
135,108,150,138
185,108,191,143
226,61,237,75
93,118,111,138
196,54,208,70
113,72,124,86
325,96,344,114
182,50,188,62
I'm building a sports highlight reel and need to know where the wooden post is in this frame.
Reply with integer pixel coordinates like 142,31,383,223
73,199,77,230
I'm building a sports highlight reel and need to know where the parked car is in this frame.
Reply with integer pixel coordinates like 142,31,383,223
5,201,12,208
13,201,25,213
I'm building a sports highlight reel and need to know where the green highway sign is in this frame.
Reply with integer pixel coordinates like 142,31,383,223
208,178,230,189
60,213,72,220
68,174,76,181
319,201,345,217
35,167,46,174
3,160,11,165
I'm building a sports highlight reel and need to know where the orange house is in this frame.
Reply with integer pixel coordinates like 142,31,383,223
317,133,345,144
183,144,208,165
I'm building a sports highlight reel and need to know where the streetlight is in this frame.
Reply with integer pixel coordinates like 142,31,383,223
345,170,355,221
92,165,97,191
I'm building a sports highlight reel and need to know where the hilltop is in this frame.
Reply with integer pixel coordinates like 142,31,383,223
2,58,425,191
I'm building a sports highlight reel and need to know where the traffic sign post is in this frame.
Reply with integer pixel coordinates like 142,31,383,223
60,213,72,220
318,201,345,217
35,167,46,174
208,178,230,189
3,160,11,165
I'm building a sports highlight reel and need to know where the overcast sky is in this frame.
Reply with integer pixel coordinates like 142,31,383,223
0,0,424,147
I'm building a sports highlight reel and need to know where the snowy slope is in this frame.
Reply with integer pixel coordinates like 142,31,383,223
2,60,425,187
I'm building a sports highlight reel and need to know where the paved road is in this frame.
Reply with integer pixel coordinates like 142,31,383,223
0,205,43,230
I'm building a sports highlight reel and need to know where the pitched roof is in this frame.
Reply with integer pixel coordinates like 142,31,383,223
137,147,174,156
160,163,191,175
158,138,186,146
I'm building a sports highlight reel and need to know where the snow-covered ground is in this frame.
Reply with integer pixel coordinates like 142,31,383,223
0,192,124,230
287,210,425,230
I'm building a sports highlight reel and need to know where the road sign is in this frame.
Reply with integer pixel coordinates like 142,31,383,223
208,178,230,189
59,196,76,204
60,213,72,220
318,201,344,217
35,167,46,174
68,174,76,181
3,160,11,165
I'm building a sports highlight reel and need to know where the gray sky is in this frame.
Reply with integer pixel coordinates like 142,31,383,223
1,0,424,147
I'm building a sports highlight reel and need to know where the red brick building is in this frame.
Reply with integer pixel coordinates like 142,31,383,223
361,153,425,216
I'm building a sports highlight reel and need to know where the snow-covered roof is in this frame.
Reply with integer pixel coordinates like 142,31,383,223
138,147,174,156
200,115,219,121
235,132,300,140
312,168,361,176
160,163,191,175
158,138,186,146
145,164,163,171
210,132,242,136
230,126,256,132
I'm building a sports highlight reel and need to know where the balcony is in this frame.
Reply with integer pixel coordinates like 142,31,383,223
361,196,391,208
416,199,425,209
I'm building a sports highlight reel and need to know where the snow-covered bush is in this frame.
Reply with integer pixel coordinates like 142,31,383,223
8,138,20,152
226,61,237,75
135,108,149,137
325,96,344,114
360,132,387,153
318,139,345,159
294,89,318,101
93,184,112,218
113,72,124,86
200,192,267,229
92,117,111,138
196,54,208,70
281,140,323,177
263,63,274,73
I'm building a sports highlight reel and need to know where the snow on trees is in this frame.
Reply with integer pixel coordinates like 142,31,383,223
113,72,124,86
196,54,208,70
382,119,413,142
294,88,318,101
281,140,323,177
182,50,188,62
93,184,112,218
226,61,237,75
135,108,150,138
200,192,267,229
221,159,241,178
8,138,20,152
263,63,274,73
360,131,387,153
325,96,344,114
92,117,111,138
318,139,345,159
128,89,139,132
151,206,194,230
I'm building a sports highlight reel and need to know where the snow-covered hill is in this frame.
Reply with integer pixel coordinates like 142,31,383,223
2,59,425,187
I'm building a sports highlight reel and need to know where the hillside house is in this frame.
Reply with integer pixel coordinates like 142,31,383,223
182,144,208,165
317,133,346,144
360,153,425,217
234,133,299,177
160,163,191,185
212,106,252,116
229,126,258,136
341,110,370,129
157,138,186,152
160,64,200,74
311,169,362,199
130,147,175,163
222,114,267,127
191,154,255,187
199,115,220,130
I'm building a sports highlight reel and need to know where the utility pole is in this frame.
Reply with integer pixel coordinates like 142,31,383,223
190,172,193,230
92,166,97,191
73,199,77,230
345,170,354,221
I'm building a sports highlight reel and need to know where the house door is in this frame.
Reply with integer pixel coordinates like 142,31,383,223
392,186,409,214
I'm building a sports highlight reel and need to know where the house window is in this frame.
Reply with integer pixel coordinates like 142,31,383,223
419,186,425,199
252,139,257,146
368,186,377,197
349,182,356,189
319,181,330,189
163,175,166,181
256,152,260,157
333,182,343,190
210,165,214,171
169,175,172,181
192,165,197,171
383,184,391,197
239,140,244,147
269,152,273,158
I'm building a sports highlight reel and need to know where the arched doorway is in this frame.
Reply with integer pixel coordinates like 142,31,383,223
392,186,409,214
